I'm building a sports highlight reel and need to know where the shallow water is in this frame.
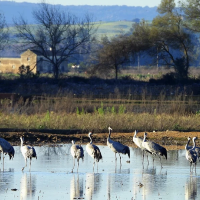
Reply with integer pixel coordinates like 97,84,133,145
0,144,199,200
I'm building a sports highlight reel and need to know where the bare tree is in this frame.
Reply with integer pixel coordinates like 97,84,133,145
13,2,97,79
0,13,9,53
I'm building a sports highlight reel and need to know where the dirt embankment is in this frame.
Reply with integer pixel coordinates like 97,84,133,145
1,130,199,150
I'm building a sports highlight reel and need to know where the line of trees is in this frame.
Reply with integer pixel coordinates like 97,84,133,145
90,0,200,81
1,0,200,80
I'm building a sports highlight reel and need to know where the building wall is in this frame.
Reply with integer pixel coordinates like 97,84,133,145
0,58,21,73
0,49,69,74
0,49,37,74
21,49,37,73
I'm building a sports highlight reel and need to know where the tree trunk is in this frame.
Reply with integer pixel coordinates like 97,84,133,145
115,65,118,79
54,65,59,79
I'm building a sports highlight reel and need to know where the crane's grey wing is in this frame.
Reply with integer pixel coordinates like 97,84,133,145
194,147,200,158
111,141,130,158
186,150,197,163
93,145,102,162
23,146,37,159
144,141,167,159
0,138,15,159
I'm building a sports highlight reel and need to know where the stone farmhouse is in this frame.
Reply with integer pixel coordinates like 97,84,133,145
0,49,68,74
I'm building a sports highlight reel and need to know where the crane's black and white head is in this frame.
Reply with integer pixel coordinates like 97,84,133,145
134,130,138,137
9,147,15,160
88,132,93,137
194,137,198,141
108,127,112,131
71,140,75,145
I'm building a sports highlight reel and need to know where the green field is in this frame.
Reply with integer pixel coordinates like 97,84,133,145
95,21,134,38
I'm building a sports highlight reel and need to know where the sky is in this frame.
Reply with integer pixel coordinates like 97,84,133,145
13,0,180,7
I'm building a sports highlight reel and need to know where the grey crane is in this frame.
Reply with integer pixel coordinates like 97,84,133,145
107,127,130,165
142,132,167,167
185,137,197,172
20,136,37,171
70,140,84,172
0,138,14,170
133,130,146,160
187,137,200,161
86,131,102,171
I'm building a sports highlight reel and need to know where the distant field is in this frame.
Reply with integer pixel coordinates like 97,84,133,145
95,20,134,38
9,20,151,40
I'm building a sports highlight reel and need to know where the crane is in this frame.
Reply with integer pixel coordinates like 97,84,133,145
187,137,200,161
70,140,84,172
20,136,37,171
142,132,167,167
0,138,15,170
133,130,146,162
107,127,130,165
185,137,197,172
86,131,102,171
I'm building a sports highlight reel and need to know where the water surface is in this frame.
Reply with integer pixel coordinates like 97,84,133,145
0,144,199,200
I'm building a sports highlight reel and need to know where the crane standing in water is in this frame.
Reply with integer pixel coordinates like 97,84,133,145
107,127,130,165
0,138,15,170
133,130,147,163
86,131,102,171
70,140,84,172
142,132,167,167
185,137,197,172
186,137,200,161
20,136,37,171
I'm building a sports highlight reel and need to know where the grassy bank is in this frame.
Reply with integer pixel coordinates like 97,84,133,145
0,112,199,132
1,90,200,132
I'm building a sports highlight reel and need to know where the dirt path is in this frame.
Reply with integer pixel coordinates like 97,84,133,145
1,130,200,150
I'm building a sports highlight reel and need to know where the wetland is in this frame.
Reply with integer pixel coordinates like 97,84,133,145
0,143,200,200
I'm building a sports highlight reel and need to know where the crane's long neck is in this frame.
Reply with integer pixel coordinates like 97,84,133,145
134,130,137,138
108,129,112,138
20,137,24,147
185,138,190,150
143,133,147,142
192,138,196,149
89,135,93,144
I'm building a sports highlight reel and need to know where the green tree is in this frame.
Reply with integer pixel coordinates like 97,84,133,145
180,0,200,32
91,35,131,79
13,1,97,79
131,0,194,80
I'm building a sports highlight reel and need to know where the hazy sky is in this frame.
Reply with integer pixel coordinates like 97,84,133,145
14,0,180,7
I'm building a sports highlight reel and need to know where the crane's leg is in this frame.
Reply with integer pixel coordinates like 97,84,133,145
146,154,149,165
22,158,27,171
77,159,79,172
72,158,75,173
29,158,32,171
2,153,4,171
119,154,122,166
159,156,163,168
93,161,95,172
142,151,144,163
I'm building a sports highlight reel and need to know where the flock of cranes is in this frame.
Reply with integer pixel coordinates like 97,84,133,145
0,127,199,172
71,127,167,171
0,136,37,171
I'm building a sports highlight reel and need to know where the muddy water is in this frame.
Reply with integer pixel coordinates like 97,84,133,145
0,144,199,200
